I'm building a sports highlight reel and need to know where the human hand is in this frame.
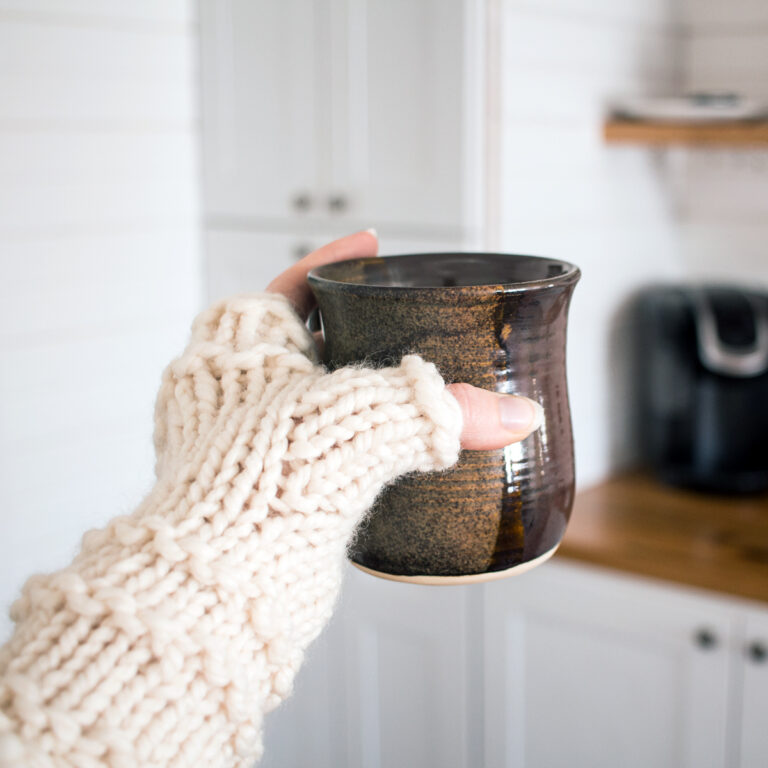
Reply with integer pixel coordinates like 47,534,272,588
267,230,543,451
0,235,541,768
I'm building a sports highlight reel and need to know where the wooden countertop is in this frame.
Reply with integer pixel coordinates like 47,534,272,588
557,473,768,605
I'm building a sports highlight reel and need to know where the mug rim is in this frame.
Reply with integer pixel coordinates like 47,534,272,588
307,252,581,294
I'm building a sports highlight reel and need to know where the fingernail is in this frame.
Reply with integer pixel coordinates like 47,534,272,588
365,228,378,238
498,395,544,434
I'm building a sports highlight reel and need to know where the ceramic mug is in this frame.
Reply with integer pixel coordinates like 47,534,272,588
308,253,580,584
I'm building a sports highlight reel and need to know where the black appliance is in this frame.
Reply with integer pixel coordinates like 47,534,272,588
635,285,768,494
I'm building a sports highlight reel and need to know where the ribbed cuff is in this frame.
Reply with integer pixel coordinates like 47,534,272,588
396,355,463,471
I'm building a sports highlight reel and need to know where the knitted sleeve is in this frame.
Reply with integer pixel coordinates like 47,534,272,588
0,293,463,768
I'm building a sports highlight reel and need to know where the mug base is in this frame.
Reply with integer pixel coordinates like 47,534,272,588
350,542,560,585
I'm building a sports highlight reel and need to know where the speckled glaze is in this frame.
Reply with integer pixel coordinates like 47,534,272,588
308,253,580,581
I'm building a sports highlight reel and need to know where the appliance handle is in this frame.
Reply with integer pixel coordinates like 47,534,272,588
692,290,768,378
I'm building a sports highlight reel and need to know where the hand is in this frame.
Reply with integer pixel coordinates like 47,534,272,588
267,230,543,451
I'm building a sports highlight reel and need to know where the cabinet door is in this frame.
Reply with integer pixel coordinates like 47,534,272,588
199,0,322,221
484,561,732,768
204,228,475,304
739,611,768,768
341,565,477,768
205,229,333,302
261,611,346,768
329,0,472,232
377,232,470,256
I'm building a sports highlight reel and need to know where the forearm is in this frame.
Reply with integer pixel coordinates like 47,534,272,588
0,294,462,768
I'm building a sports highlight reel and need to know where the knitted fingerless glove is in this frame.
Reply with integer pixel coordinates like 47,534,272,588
0,293,463,768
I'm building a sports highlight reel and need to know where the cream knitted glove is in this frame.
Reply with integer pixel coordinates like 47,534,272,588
0,293,462,768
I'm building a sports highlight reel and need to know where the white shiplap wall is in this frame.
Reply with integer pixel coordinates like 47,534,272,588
495,0,685,486
678,0,768,287
0,1,202,635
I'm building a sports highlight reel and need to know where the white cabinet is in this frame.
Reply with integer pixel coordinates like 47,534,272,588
739,611,768,768
261,563,478,768
204,229,472,302
260,612,345,768
204,230,315,301
198,0,321,222
327,0,472,231
339,565,478,768
483,561,768,768
483,562,732,768
259,559,768,768
198,0,482,237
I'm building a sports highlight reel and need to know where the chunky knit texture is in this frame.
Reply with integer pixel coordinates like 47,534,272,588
0,293,463,768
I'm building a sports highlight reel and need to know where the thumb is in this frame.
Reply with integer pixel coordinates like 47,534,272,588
446,383,543,450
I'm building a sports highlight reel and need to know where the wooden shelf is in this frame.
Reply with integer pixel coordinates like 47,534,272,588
604,118,768,146
558,472,768,605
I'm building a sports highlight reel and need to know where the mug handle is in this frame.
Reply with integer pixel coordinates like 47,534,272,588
306,306,322,334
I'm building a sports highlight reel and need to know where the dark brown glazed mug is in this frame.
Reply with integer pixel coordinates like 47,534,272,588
308,253,580,584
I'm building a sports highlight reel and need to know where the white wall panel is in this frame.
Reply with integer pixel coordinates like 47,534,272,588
679,0,768,30
0,20,194,126
0,4,201,637
678,1,768,294
497,0,682,487
0,2,194,25
685,33,768,96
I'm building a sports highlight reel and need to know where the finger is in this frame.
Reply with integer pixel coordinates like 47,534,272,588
267,229,379,319
446,383,543,450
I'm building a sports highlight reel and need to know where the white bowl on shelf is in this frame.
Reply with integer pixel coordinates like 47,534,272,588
611,93,768,122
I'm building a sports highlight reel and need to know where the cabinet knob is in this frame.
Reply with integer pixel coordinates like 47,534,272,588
328,194,348,213
292,243,313,261
747,641,767,664
694,628,718,650
292,193,312,212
